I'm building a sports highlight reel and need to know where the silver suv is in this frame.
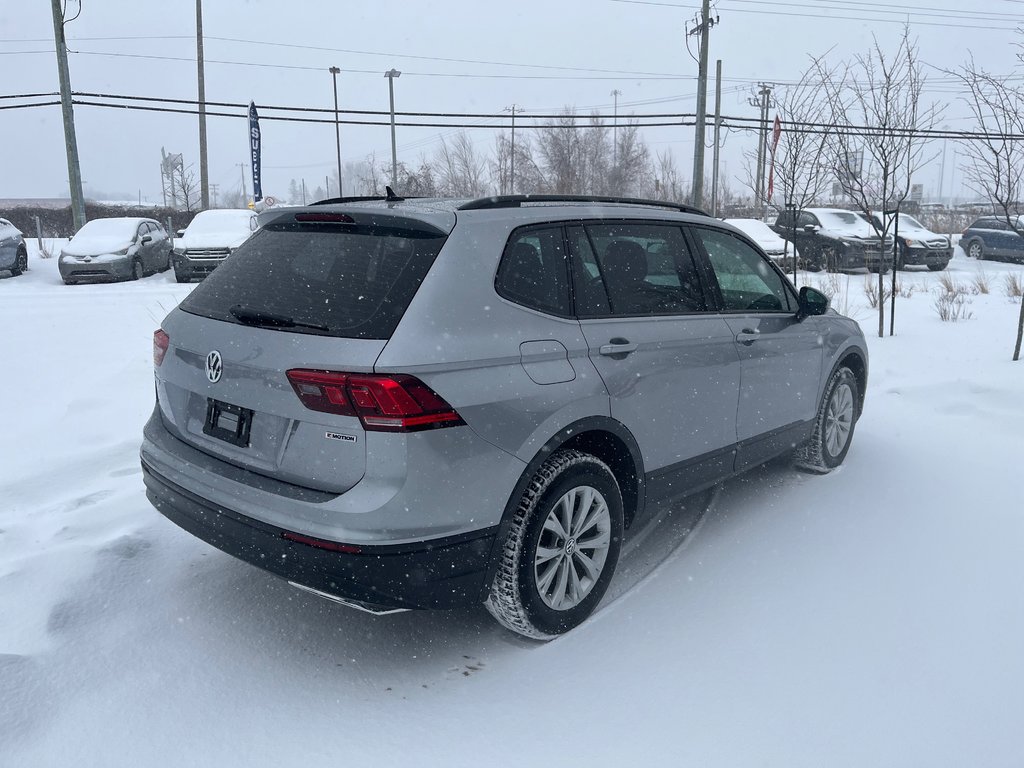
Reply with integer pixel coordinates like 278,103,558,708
141,194,868,639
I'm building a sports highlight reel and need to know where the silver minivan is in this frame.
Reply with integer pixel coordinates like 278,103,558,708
141,194,868,639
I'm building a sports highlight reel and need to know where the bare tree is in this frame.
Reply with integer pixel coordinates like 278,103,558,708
397,157,440,197
817,27,943,337
355,153,382,196
649,150,688,201
533,108,652,196
535,108,587,193
608,122,652,197
951,59,1024,359
491,132,544,194
172,164,201,212
434,132,489,197
767,64,834,282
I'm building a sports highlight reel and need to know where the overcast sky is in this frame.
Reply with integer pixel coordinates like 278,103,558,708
2,0,1021,203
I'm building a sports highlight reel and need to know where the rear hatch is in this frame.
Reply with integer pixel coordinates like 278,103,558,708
156,206,453,493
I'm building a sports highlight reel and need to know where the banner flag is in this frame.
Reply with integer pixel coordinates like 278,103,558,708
767,115,782,202
248,101,263,202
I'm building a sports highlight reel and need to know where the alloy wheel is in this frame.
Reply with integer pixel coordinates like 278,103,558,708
533,485,612,611
825,382,854,458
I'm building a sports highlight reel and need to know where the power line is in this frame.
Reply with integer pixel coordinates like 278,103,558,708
610,0,1021,30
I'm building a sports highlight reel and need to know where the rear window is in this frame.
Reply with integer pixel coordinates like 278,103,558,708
179,221,447,339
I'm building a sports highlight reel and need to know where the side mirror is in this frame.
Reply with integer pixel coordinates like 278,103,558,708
140,234,153,244
797,286,829,320
176,229,186,238
803,224,818,233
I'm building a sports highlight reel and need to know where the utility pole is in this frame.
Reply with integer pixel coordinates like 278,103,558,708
711,60,723,216
49,0,86,230
504,104,523,194
329,66,343,196
611,89,622,167
196,0,210,210
688,0,717,210
748,83,773,218
238,163,248,203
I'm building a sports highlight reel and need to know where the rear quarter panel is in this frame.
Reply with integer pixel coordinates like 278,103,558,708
375,213,611,464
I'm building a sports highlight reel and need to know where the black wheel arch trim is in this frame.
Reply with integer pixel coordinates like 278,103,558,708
831,343,869,415
477,415,645,602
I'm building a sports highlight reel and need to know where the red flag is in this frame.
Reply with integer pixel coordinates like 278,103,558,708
767,115,782,201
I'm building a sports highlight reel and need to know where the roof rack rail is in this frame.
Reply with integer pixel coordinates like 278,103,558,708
457,194,709,216
311,186,407,206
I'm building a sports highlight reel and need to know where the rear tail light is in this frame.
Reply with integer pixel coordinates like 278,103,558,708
153,329,170,366
286,369,464,432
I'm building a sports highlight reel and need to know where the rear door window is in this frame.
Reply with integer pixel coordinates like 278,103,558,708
572,222,706,317
495,226,571,316
179,221,447,339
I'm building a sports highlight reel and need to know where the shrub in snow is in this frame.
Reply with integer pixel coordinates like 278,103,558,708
934,291,973,322
863,277,892,310
1004,273,1024,299
973,271,991,295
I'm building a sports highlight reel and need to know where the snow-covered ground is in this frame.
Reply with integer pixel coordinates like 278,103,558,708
2,245,1023,766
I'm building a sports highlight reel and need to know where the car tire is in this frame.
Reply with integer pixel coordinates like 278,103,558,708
927,262,948,272
967,240,984,260
130,259,144,281
485,450,624,640
174,269,190,284
10,247,27,276
895,246,907,271
795,365,859,474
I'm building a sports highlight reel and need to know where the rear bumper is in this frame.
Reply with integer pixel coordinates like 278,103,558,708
142,458,497,610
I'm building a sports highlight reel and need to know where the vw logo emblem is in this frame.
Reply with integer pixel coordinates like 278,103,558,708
205,350,223,383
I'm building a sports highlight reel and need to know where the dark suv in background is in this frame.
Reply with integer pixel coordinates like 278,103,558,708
142,193,868,640
960,216,1024,262
773,207,892,272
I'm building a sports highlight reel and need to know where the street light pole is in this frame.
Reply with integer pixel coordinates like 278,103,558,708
329,66,343,197
384,69,401,188
196,0,210,210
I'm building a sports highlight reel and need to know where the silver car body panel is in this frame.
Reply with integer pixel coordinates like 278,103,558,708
144,200,868,557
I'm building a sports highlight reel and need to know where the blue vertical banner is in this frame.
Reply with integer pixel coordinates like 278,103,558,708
248,101,263,202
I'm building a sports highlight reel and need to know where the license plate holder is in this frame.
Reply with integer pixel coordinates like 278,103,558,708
203,398,253,447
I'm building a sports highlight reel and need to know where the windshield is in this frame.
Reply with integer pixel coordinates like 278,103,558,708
72,218,139,241
818,211,877,236
724,219,777,240
899,214,925,230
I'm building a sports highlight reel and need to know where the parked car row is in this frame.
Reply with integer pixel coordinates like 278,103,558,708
728,208,958,273
0,209,260,285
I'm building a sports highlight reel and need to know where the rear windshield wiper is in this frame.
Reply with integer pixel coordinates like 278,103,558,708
229,305,331,332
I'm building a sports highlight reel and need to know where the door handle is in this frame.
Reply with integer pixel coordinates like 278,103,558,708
599,338,638,356
736,328,760,346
